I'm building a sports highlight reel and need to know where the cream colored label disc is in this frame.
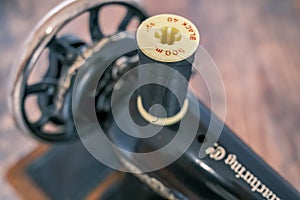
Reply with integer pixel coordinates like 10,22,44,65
136,14,200,62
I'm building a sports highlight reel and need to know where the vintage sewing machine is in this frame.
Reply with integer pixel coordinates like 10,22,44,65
9,0,300,199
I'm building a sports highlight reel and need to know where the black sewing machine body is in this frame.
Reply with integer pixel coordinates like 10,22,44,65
71,35,299,199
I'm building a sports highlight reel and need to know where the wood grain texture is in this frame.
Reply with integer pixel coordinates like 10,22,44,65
6,145,50,200
1,0,299,199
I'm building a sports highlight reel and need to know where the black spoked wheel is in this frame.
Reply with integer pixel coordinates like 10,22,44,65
11,0,147,142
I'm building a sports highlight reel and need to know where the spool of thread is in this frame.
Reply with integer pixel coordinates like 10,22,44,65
136,14,200,124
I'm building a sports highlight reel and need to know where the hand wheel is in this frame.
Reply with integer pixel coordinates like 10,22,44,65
9,0,147,142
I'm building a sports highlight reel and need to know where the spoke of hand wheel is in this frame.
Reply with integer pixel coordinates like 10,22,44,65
89,8,104,42
118,10,135,31
31,114,50,129
48,37,79,63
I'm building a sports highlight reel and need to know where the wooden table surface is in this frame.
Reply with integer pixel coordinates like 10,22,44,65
0,0,299,199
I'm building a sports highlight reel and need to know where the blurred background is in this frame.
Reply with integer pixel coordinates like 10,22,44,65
1,0,300,199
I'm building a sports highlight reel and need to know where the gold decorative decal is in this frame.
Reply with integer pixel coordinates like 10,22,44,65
205,143,281,200
119,157,179,200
